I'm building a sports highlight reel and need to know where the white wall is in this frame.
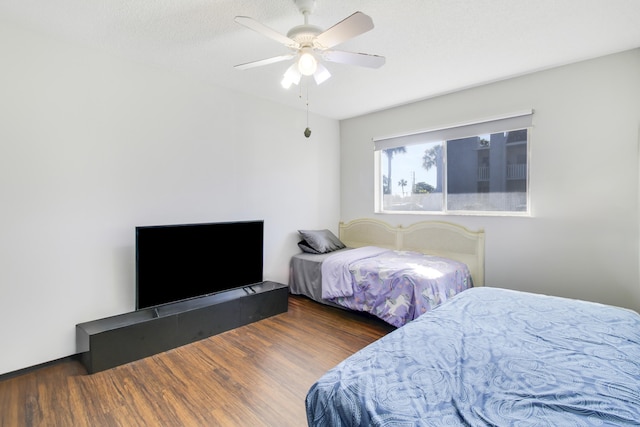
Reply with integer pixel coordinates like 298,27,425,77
0,20,341,375
340,49,640,312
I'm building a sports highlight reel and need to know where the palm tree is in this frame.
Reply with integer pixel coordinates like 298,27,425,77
398,179,408,196
383,147,406,194
422,145,443,191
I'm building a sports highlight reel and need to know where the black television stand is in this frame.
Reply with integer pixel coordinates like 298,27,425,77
76,281,288,374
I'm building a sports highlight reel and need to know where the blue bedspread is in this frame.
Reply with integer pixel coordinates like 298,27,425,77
306,287,640,426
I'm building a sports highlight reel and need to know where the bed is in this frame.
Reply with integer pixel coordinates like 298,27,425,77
289,218,485,327
305,287,640,426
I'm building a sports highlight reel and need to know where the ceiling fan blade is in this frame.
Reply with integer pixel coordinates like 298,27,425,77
234,54,295,71
322,50,385,69
314,11,374,49
234,16,299,49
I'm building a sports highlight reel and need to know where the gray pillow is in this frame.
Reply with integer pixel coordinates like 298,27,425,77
298,229,346,254
297,240,322,254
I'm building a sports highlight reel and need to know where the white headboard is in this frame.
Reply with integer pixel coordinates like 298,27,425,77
339,218,485,287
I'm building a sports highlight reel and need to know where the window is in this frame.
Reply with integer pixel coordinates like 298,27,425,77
374,111,532,215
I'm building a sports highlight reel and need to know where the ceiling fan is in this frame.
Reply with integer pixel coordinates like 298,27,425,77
234,0,385,88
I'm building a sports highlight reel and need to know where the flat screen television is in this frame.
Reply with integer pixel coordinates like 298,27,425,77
135,220,264,310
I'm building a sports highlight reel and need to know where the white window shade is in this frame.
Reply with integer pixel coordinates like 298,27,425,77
374,110,533,151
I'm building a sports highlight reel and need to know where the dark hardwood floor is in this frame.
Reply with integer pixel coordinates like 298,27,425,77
0,295,395,427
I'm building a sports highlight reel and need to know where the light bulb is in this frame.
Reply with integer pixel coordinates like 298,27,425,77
297,49,317,76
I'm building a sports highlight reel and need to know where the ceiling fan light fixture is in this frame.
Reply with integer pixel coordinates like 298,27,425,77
281,76,294,89
313,62,331,85
297,48,317,76
281,63,302,88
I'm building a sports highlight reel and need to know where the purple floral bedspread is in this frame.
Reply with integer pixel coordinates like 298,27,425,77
321,247,472,327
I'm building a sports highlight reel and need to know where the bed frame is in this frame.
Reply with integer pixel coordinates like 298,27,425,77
339,218,485,286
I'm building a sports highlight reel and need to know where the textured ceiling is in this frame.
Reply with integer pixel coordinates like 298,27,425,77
2,0,640,120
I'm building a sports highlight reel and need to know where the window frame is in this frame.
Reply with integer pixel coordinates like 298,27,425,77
373,111,533,217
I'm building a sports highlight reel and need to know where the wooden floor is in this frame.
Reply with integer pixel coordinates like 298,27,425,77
0,295,395,427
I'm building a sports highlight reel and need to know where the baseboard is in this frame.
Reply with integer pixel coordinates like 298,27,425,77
0,354,82,382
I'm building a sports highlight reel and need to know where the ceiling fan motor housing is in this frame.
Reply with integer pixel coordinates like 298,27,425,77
287,25,322,46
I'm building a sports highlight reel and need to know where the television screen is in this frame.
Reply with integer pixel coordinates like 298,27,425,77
135,220,264,310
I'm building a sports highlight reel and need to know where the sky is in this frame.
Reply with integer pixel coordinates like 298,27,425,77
383,144,438,196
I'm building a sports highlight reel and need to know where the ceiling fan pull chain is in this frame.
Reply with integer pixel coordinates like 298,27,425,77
304,87,311,138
